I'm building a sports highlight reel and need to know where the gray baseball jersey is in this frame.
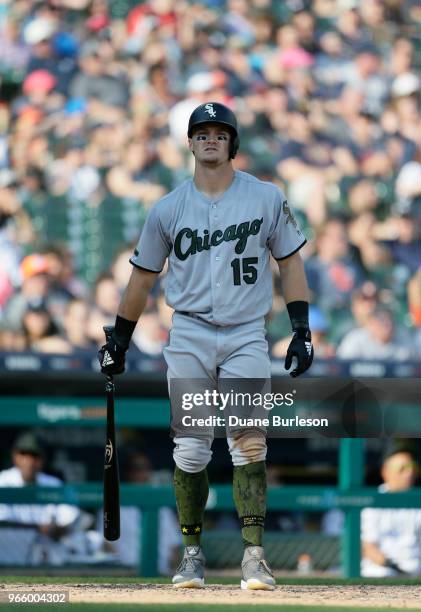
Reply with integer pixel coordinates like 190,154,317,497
130,170,306,326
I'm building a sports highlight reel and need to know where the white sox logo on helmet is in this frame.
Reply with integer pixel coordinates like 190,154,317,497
204,103,216,117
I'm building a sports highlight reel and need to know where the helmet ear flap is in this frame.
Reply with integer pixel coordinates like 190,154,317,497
230,134,240,159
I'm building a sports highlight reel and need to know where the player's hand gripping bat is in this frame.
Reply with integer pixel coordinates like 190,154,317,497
103,325,120,541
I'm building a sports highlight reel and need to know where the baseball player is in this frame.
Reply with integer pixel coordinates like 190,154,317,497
361,444,421,577
99,102,314,589
0,432,92,566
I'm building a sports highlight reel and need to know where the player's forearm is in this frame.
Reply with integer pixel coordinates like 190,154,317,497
278,252,313,376
99,266,157,371
277,253,309,305
117,267,158,322
362,541,388,566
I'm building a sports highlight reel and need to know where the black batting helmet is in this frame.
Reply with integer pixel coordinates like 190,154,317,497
187,102,240,159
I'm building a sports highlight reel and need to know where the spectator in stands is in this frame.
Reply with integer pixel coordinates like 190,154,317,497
388,37,415,82
0,432,100,566
371,163,421,276
336,9,368,54
22,302,71,353
343,43,388,116
69,39,129,111
332,281,381,343
19,69,57,114
350,282,380,326
106,139,167,207
62,299,95,351
42,244,85,299
87,273,121,345
390,73,421,146
110,449,181,574
0,178,34,294
305,218,364,315
408,269,421,358
138,62,179,133
381,209,421,275
41,244,87,323
2,254,52,333
408,267,421,325
23,16,57,76
0,16,29,76
361,442,421,577
337,306,414,361
348,215,392,287
155,134,191,190
276,111,332,226
348,197,392,270
314,30,351,95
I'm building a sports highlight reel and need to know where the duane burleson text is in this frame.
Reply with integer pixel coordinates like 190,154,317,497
181,415,329,427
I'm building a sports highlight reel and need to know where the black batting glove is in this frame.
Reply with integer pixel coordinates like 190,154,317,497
284,328,314,378
98,328,127,376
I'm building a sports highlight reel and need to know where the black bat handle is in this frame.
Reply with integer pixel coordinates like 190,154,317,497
103,326,115,391
105,375,114,393
103,331,120,541
103,325,114,342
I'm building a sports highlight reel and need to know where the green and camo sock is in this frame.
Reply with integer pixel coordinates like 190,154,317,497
174,466,209,546
233,461,267,548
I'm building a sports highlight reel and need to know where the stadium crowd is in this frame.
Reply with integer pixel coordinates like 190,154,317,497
0,0,420,360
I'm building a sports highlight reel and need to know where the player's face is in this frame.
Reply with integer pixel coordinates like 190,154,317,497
382,452,419,491
189,124,231,164
13,451,43,484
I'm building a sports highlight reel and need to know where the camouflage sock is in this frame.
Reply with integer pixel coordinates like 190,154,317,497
233,461,266,548
174,466,209,546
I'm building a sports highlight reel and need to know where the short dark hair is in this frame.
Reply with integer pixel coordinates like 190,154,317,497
382,440,419,465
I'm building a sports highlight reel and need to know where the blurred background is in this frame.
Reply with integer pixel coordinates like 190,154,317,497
0,0,420,577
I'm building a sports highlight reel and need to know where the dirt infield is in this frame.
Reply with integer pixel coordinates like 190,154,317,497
3,583,421,608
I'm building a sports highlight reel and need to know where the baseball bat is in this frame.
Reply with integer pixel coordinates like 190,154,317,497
103,327,120,541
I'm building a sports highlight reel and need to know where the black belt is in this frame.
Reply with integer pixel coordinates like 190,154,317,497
176,311,207,321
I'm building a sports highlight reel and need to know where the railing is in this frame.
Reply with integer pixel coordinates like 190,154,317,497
1,469,421,576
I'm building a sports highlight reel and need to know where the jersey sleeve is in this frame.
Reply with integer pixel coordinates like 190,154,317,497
267,190,306,260
361,508,380,544
130,202,172,273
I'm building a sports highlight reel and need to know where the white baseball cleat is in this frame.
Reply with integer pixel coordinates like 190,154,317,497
172,545,205,588
240,546,276,590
